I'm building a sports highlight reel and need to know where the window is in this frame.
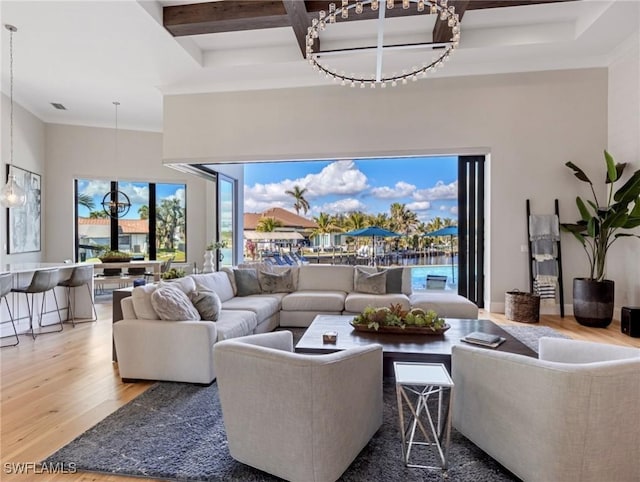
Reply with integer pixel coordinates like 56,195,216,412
75,179,186,262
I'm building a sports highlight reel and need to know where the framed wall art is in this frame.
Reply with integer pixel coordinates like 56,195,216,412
6,165,41,253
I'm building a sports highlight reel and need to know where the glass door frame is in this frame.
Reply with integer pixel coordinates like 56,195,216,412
216,173,237,270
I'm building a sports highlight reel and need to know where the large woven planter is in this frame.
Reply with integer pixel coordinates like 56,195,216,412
505,290,540,323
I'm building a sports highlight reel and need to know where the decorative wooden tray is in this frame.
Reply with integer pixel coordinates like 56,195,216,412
350,322,450,336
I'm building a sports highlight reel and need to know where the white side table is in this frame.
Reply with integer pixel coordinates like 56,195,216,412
394,361,454,469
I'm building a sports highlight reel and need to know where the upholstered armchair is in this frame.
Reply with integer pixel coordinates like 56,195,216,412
452,337,640,482
213,331,383,482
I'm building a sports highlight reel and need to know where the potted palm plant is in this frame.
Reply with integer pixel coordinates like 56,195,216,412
561,150,640,327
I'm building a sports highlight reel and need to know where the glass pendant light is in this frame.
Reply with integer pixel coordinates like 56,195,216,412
0,24,27,209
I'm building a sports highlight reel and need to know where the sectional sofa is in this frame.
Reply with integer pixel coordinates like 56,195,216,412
113,264,478,383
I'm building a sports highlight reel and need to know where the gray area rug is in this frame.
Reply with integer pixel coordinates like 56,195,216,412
44,325,567,482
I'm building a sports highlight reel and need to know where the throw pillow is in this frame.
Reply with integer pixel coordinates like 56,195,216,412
354,267,387,295
158,276,195,295
191,272,235,302
233,268,261,296
131,284,159,320
259,269,295,293
378,266,403,293
151,286,201,321
189,289,222,321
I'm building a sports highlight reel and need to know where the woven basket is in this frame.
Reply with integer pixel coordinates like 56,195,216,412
505,290,540,323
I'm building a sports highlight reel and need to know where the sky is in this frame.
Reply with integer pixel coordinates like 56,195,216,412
77,180,185,219
244,156,458,223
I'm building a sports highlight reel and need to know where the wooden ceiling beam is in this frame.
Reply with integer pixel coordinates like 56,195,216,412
282,0,317,57
163,0,579,38
163,1,289,37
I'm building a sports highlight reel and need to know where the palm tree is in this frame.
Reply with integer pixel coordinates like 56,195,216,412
284,185,310,216
138,205,149,220
345,211,368,231
156,198,185,251
78,193,95,211
389,202,418,236
256,216,282,232
311,212,342,248
369,213,390,229
88,210,109,219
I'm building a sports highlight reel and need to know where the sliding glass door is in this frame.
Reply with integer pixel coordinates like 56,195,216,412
217,174,236,269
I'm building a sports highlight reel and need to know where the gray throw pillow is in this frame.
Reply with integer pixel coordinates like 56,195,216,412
189,289,222,321
150,286,201,321
378,266,403,293
259,269,294,293
233,268,261,296
354,267,387,295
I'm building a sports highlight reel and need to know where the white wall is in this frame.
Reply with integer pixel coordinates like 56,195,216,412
163,69,610,312
1,93,46,265
45,124,209,264
608,27,640,309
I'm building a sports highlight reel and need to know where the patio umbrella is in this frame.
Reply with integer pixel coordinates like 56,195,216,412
424,226,458,281
342,226,400,265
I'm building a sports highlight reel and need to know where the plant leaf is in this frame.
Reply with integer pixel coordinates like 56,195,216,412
575,196,591,222
621,216,640,229
587,217,598,237
613,169,640,203
604,150,618,183
566,161,592,184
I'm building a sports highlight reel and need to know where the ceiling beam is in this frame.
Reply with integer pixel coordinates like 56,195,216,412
433,0,469,44
163,0,579,37
282,0,317,57
163,1,289,37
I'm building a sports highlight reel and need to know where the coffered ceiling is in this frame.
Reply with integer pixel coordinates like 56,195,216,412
0,0,638,132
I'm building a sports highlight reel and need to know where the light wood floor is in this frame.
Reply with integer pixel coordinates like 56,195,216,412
1,300,638,481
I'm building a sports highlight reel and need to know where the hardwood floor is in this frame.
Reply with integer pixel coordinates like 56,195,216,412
1,300,638,481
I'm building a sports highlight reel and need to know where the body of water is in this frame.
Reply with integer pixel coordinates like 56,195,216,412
411,264,458,291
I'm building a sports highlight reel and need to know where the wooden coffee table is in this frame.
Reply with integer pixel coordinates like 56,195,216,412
295,315,536,375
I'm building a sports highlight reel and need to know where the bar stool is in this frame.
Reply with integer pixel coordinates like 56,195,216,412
0,273,19,347
57,265,97,326
11,268,62,339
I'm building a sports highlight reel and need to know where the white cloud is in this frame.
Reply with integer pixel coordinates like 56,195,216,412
80,180,111,197
450,206,458,215
312,198,367,215
164,187,186,206
371,181,416,199
406,201,431,211
244,160,368,213
413,180,457,201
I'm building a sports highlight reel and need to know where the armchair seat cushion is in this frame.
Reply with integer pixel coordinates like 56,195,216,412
281,290,346,312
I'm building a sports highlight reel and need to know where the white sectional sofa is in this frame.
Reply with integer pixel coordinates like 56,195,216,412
113,264,478,384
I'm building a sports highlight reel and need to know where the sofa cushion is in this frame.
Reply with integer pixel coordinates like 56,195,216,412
344,293,411,313
354,267,387,294
131,284,159,320
377,266,404,294
221,295,281,322
190,272,235,302
281,291,346,312
234,268,261,296
189,289,222,321
259,269,295,293
215,310,258,341
409,292,479,319
297,265,354,292
151,286,201,321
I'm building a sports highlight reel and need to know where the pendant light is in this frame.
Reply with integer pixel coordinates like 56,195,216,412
0,24,27,208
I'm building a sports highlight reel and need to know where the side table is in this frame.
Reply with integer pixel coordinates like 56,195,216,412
394,361,454,469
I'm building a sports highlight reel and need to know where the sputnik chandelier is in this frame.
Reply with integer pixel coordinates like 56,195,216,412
306,0,461,88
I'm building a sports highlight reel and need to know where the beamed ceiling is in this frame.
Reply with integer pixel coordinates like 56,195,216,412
163,0,577,56
3,0,636,131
